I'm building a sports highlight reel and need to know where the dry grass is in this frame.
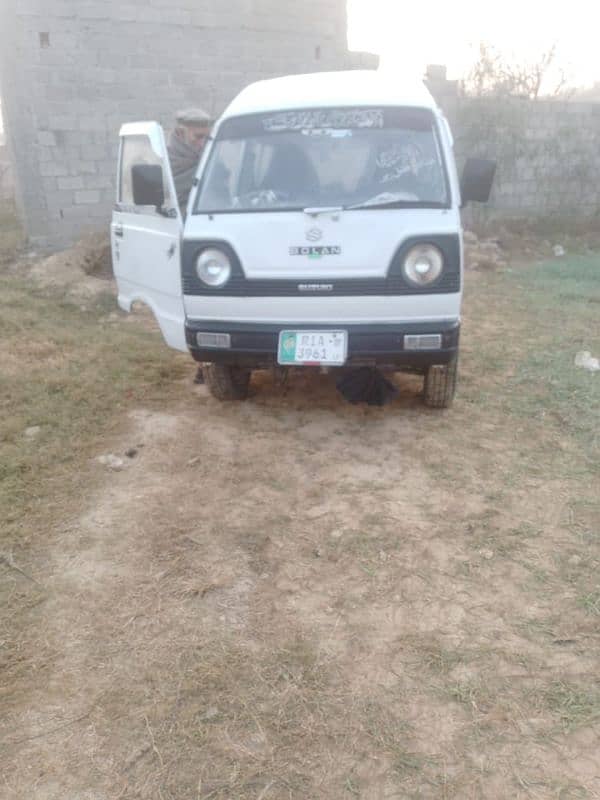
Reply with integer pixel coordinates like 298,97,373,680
0,271,189,549
540,681,600,733
0,200,23,263
1,248,600,798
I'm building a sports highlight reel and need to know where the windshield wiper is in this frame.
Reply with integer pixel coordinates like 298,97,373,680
346,200,447,211
303,206,344,217
345,200,412,211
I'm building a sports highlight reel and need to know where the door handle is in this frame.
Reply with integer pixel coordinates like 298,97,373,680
114,225,124,238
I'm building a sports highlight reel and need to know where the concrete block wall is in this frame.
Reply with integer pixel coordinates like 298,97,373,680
0,0,377,249
441,96,600,223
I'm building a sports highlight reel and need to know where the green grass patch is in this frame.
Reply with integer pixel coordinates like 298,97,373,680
505,259,599,465
541,680,600,733
463,256,600,471
578,590,600,617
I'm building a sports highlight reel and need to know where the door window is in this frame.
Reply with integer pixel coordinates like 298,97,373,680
119,134,173,208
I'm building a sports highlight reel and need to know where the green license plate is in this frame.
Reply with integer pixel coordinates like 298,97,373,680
278,330,348,366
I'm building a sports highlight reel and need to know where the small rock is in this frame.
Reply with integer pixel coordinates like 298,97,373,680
187,456,202,467
464,237,506,271
568,554,582,567
478,241,500,253
202,707,220,721
329,530,344,539
463,230,478,245
575,351,600,372
306,505,330,520
379,550,388,562
313,548,322,558
480,548,494,561
24,426,41,438
125,448,138,459
553,245,565,257
97,454,126,471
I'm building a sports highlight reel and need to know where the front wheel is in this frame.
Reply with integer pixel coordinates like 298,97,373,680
203,364,251,401
423,358,458,409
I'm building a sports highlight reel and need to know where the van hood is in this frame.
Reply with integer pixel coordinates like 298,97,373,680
183,208,461,281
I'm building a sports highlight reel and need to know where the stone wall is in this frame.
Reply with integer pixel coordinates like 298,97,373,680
3,5,599,250
0,0,376,250
434,85,600,224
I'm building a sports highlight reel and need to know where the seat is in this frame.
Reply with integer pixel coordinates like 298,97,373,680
260,142,319,198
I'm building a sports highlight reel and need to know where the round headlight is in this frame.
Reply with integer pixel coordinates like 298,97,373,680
403,244,444,286
196,248,232,287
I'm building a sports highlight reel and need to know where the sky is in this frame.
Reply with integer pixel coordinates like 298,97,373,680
347,0,599,89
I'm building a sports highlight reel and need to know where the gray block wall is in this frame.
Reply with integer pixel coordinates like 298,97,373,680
0,0,377,249
439,93,600,224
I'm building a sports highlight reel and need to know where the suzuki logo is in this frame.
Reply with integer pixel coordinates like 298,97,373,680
298,283,334,292
305,227,323,242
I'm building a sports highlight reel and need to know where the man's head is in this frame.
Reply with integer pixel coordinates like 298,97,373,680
175,108,212,153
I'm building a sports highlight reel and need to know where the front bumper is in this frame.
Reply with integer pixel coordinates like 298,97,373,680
186,320,460,370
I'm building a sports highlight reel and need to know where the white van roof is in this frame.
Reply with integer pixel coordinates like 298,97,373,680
221,70,438,120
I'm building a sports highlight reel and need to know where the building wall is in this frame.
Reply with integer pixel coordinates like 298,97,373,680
0,0,377,249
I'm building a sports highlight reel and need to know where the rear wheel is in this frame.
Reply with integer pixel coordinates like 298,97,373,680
203,364,251,401
423,358,458,409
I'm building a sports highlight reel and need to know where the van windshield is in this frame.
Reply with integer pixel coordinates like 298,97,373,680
194,107,450,214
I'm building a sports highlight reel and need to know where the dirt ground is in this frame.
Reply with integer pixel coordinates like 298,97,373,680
1,237,600,799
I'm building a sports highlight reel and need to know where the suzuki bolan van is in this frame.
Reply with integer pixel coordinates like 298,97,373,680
111,71,495,407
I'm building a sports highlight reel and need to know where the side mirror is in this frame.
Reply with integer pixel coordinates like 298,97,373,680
132,164,165,209
460,158,497,206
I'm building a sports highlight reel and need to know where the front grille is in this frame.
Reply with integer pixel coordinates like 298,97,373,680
182,272,460,296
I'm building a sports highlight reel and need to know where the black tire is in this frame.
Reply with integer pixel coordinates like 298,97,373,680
423,358,458,409
203,364,251,401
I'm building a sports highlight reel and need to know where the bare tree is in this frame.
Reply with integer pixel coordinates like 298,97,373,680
463,43,571,100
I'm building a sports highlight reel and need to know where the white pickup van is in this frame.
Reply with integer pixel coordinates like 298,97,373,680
111,71,494,407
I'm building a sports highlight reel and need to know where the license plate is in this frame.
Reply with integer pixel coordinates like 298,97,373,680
278,330,348,366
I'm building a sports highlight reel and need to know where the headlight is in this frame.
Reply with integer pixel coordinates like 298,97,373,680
196,248,232,287
403,244,443,286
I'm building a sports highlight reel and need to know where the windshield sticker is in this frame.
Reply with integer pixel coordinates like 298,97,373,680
375,143,436,184
301,128,353,138
263,109,384,133
376,144,413,169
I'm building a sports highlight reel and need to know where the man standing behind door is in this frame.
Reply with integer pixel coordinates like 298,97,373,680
167,108,212,211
